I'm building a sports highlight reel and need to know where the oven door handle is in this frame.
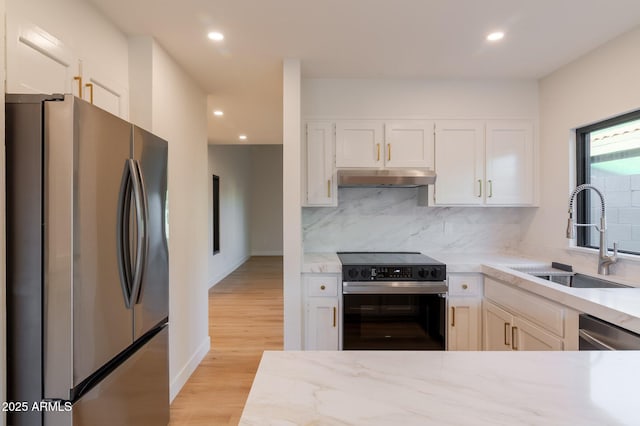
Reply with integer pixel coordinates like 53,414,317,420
342,281,447,295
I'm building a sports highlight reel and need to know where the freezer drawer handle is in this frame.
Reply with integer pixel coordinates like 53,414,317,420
116,159,149,308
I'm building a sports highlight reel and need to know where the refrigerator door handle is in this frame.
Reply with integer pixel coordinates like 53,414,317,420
116,160,135,309
131,159,149,305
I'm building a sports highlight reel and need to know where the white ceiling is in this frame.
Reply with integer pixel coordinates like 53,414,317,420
89,0,640,145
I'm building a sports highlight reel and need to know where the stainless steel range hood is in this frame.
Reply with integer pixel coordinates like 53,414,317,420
337,169,436,188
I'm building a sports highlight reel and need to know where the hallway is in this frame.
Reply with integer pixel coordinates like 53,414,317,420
169,256,284,425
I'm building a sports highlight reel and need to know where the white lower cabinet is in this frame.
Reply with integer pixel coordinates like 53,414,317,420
303,274,340,350
483,300,562,351
483,301,512,350
483,278,577,351
447,274,483,351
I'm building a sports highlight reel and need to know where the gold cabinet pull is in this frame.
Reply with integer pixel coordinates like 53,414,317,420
488,180,493,198
320,285,326,290
504,322,510,346
478,179,482,198
74,76,83,97
388,144,391,161
327,180,331,198
451,306,456,327
85,83,94,104
332,307,337,328
462,284,468,290
376,144,380,161
512,326,518,350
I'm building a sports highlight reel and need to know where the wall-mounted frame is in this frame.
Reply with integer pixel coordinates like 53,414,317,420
212,174,220,254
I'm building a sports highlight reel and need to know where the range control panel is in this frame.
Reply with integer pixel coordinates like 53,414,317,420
343,264,446,282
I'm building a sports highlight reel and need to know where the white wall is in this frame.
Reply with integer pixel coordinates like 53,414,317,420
148,41,210,401
208,145,252,285
303,78,539,119
250,145,283,256
521,26,640,279
283,59,303,350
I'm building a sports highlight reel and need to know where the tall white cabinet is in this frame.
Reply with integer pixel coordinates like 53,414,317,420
484,121,534,205
433,120,535,206
305,122,337,206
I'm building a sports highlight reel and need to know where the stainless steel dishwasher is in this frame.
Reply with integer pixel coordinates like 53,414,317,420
579,314,640,350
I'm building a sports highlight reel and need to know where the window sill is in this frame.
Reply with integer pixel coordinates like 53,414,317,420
566,245,640,264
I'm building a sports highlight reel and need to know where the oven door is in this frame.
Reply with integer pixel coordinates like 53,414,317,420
342,292,446,350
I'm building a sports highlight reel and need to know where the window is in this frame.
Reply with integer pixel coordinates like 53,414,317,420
576,110,640,255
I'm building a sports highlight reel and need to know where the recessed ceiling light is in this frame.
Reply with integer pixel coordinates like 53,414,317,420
487,31,505,42
213,110,224,116
239,135,247,141
208,31,224,41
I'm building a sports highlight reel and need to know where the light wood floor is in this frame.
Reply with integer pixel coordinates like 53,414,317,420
169,256,284,425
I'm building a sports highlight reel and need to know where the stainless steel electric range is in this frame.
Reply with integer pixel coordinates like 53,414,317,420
337,252,447,350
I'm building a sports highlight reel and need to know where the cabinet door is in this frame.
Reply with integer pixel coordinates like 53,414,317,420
483,301,513,351
434,121,485,205
384,121,434,168
81,68,130,119
448,297,481,351
335,121,384,168
485,121,534,205
305,299,339,350
6,18,79,96
513,317,563,351
306,122,337,206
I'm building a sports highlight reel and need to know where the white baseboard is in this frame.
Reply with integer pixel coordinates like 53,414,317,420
208,254,250,288
170,336,210,402
250,250,283,256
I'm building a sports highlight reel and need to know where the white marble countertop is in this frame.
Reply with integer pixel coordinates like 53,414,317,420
483,264,640,335
240,350,640,425
302,251,541,274
302,252,341,273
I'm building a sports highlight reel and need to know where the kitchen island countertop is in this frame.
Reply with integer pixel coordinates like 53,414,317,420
240,350,640,425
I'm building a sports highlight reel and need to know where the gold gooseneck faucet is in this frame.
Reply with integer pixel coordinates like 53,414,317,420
566,184,618,275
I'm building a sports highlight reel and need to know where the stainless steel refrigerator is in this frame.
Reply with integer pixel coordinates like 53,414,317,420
6,94,169,426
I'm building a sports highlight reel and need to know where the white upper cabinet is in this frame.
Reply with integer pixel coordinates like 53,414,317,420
433,120,535,206
81,60,130,119
6,19,79,96
6,17,130,120
485,121,534,205
305,122,337,206
335,121,384,167
336,120,434,169
434,121,485,205
384,121,434,168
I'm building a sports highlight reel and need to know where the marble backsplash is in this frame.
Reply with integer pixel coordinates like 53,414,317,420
302,188,531,254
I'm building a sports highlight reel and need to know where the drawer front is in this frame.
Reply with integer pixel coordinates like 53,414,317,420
485,278,564,337
448,274,482,297
307,276,339,297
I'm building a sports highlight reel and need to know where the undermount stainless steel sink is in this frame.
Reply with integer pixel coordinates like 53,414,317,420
566,273,631,289
510,266,631,289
